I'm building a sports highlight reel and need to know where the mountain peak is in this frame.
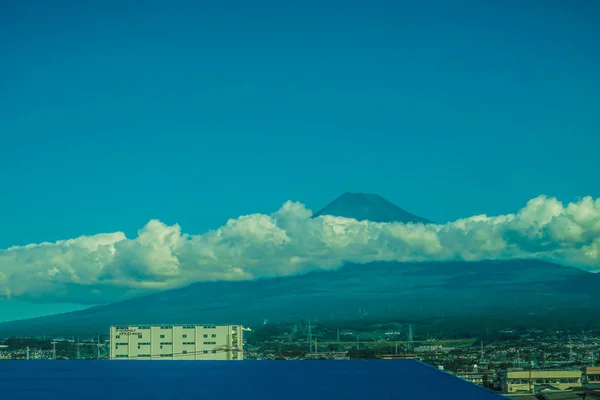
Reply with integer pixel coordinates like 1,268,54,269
313,193,432,224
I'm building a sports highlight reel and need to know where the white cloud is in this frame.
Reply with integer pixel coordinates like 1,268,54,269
1,195,600,304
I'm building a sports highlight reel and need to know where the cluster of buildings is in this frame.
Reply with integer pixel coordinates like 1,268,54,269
451,367,600,399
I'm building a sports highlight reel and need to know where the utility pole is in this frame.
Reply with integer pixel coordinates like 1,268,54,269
52,341,56,360
480,341,484,363
76,337,81,360
308,319,313,353
569,337,573,362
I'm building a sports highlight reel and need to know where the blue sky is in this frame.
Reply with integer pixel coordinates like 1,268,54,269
1,0,599,262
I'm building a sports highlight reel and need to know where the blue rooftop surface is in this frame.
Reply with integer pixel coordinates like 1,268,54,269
0,360,506,399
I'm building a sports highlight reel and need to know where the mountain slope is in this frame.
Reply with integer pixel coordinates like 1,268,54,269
2,193,598,336
313,192,432,224
1,259,598,336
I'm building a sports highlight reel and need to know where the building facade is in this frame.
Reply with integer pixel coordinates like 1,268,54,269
455,371,494,387
502,370,581,393
584,366,600,385
109,325,243,360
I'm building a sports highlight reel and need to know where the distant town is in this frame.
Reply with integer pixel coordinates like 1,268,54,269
2,321,599,399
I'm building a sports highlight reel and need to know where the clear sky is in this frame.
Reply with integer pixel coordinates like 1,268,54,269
1,0,599,250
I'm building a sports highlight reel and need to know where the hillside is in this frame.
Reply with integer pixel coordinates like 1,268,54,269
1,259,598,336
2,193,598,336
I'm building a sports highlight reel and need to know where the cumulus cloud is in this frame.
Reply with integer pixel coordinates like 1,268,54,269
1,195,600,304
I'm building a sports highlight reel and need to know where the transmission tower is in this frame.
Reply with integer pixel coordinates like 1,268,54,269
567,336,573,362
480,341,484,363
308,319,313,353
96,336,110,360
569,344,574,362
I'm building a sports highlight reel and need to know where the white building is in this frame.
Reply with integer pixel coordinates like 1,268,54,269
109,324,243,360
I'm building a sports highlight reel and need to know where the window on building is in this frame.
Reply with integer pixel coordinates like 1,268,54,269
160,335,165,339
182,342,195,345
203,341,216,345
115,335,120,339
160,342,173,345
138,335,142,339
160,354,172,357
160,326,172,330
182,350,188,354
183,326,195,329
115,355,128,358
211,334,216,338
203,350,208,354
203,334,208,338
182,334,187,338
116,342,128,346
212,350,217,354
